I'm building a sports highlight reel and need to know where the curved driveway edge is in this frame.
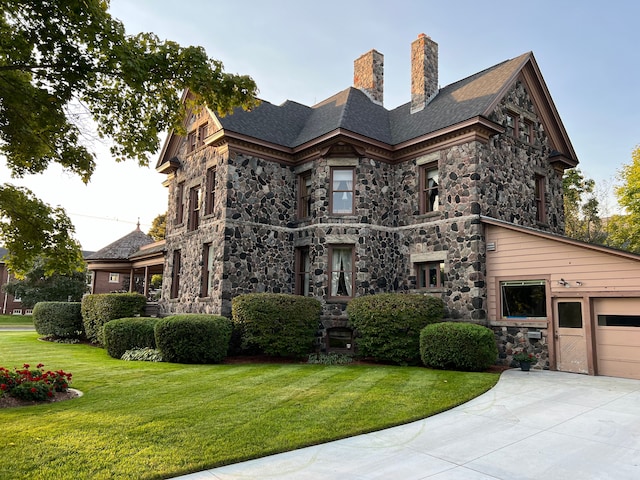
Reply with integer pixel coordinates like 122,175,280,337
174,369,640,480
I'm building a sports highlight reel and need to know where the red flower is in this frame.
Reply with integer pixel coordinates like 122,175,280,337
37,363,44,369
0,384,6,390
23,364,30,369
30,387,37,393
47,391,54,397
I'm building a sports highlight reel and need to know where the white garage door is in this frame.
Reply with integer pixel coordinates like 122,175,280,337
594,298,640,380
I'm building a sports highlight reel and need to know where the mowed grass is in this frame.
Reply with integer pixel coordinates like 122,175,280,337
0,314,33,327
0,332,499,479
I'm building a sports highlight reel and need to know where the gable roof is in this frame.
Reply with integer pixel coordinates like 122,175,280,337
157,51,577,168
85,228,154,262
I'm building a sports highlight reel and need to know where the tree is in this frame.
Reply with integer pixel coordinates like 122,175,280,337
606,146,640,253
562,168,606,244
148,213,166,241
0,0,259,275
2,258,88,308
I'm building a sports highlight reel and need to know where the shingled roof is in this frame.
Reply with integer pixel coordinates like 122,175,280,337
85,227,154,261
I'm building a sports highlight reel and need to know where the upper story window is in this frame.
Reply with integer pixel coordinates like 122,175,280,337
295,246,311,296
170,250,181,299
174,182,184,225
329,245,355,299
298,171,312,219
197,123,208,148
188,186,201,231
419,165,439,214
519,119,532,143
416,262,445,289
505,111,533,144
205,167,216,216
187,130,197,153
330,168,354,215
200,242,214,298
108,272,120,283
535,175,546,223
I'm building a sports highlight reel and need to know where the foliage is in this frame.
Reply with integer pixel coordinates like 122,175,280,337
120,347,164,362
513,350,537,363
0,0,259,275
607,146,640,253
80,293,146,345
232,293,322,358
103,317,161,359
0,186,84,276
155,314,233,364
307,353,353,365
420,322,498,372
32,302,83,339
562,168,606,244
148,213,166,241
2,257,88,307
347,293,445,365
0,363,72,401
0,331,498,479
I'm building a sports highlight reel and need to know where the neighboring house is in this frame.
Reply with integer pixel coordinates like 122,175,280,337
0,247,27,315
85,225,164,299
152,34,640,379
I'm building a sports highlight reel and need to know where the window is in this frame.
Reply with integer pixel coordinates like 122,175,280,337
197,122,208,148
295,247,311,295
175,182,184,225
298,171,312,219
416,262,445,289
419,165,439,213
187,130,197,153
205,167,216,216
200,243,214,297
188,186,201,231
109,273,120,283
500,280,546,318
330,168,354,215
329,246,354,298
535,175,546,223
327,327,353,350
598,315,640,327
519,119,532,143
170,250,181,299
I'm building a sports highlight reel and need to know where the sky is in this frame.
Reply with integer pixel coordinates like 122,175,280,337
2,0,639,251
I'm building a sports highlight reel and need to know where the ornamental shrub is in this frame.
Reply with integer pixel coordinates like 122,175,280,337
155,314,233,364
121,347,164,362
420,322,498,372
81,293,146,345
347,293,445,365
231,293,322,358
103,317,161,359
32,302,83,338
0,363,72,402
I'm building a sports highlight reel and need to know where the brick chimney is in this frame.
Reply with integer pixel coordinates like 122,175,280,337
411,33,438,113
354,49,384,106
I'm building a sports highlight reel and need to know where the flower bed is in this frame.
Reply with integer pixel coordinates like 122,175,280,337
0,363,72,403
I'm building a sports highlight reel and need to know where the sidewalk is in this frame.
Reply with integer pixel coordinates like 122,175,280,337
174,369,640,479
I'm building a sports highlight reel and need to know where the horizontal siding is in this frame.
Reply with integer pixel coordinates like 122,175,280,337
486,225,640,320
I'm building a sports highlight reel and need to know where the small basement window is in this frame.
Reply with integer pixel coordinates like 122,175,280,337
501,280,546,319
327,327,353,351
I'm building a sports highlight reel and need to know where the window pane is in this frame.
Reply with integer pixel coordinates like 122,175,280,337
501,282,546,317
598,315,640,327
558,302,582,328
331,169,353,214
331,247,353,297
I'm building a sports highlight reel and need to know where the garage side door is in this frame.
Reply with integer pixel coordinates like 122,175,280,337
594,298,640,380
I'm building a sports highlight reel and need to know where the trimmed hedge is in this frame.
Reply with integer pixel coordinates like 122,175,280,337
81,293,146,345
103,317,161,359
155,314,233,364
231,293,322,358
420,322,498,372
347,293,444,365
32,302,83,338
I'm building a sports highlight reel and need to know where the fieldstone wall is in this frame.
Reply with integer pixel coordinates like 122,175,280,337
493,325,550,370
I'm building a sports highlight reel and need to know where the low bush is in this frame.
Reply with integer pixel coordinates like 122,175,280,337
103,317,161,359
232,293,322,358
81,293,146,345
32,302,83,338
0,363,72,402
347,293,444,365
155,314,232,364
121,347,164,362
420,322,498,372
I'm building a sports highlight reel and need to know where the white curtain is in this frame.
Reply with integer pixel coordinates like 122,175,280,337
332,170,353,213
331,248,352,296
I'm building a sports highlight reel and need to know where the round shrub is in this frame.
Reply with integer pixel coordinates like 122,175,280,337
155,314,233,364
32,302,83,338
231,293,322,358
347,293,444,365
81,293,147,345
420,322,498,372
103,317,161,359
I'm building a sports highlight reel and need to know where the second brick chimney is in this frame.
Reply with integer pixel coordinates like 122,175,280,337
411,33,438,113
354,49,384,106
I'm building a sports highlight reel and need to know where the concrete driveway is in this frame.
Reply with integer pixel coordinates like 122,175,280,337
174,369,640,480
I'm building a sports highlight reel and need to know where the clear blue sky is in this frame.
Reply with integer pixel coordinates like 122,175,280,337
2,0,638,250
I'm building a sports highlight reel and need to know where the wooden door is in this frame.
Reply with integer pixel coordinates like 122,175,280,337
554,299,588,374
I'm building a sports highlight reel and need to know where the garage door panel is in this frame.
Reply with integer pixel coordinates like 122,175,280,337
594,298,640,380
597,359,640,380
597,329,640,348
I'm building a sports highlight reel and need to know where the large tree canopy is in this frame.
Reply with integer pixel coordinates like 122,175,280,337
607,146,640,253
562,168,605,244
0,0,259,275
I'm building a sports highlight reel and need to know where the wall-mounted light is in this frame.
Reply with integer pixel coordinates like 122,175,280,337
558,278,569,287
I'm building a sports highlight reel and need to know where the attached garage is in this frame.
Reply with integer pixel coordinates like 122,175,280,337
484,217,640,380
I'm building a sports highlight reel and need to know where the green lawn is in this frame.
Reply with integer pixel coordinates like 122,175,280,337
0,332,499,479
0,314,33,327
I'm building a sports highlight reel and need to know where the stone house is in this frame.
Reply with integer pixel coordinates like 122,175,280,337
155,33,581,356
